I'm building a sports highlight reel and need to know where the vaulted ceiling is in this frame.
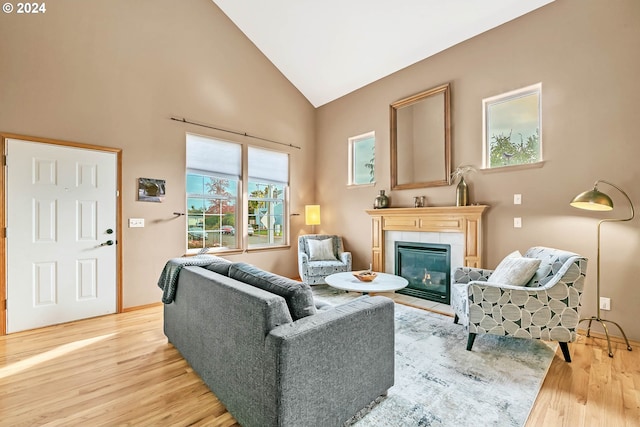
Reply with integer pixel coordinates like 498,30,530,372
212,0,555,107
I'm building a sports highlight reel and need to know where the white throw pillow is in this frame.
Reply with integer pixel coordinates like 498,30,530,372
307,238,337,261
488,251,541,286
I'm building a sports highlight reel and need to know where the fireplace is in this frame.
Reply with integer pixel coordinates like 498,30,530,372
395,241,451,304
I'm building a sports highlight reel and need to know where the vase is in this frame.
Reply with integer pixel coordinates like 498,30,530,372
374,190,389,209
456,177,468,206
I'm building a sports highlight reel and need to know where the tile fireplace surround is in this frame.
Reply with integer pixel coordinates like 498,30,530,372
365,206,489,274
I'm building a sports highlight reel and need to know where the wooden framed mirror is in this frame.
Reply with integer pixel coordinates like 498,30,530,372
390,83,451,190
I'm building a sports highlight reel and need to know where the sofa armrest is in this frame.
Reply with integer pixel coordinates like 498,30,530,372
297,252,309,274
264,295,394,426
452,266,493,284
338,251,352,269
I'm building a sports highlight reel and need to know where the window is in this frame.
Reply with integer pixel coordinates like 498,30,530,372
482,83,542,169
348,131,375,186
185,134,289,252
247,147,288,248
186,135,240,250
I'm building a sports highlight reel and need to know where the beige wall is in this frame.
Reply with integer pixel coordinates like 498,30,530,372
2,0,639,342
316,0,640,341
0,0,316,308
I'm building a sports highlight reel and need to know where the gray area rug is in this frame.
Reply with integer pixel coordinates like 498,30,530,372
312,286,557,427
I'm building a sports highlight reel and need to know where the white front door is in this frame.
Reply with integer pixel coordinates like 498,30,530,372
6,139,118,333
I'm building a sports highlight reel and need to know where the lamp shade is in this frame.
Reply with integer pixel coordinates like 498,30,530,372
570,188,614,211
305,205,321,225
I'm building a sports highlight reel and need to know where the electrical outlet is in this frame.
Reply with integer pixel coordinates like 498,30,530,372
599,297,611,311
513,217,522,228
129,218,145,228
514,194,522,205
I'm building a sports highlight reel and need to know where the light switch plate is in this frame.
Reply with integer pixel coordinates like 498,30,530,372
129,218,144,228
513,217,522,228
514,194,522,205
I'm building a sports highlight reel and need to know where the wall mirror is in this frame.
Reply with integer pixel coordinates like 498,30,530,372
390,83,451,190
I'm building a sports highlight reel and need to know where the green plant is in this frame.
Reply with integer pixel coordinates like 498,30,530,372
489,129,540,167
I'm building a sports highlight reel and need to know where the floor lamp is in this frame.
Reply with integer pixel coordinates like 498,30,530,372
570,179,634,357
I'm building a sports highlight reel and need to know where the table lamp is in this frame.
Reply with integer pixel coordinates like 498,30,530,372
305,205,320,233
570,179,634,357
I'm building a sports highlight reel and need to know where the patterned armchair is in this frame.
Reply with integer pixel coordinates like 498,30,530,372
298,235,352,285
450,247,588,362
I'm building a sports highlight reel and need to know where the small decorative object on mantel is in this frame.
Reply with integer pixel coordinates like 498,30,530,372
414,196,427,208
451,165,476,206
374,189,390,209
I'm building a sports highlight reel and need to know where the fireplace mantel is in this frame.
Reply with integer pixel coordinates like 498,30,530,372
365,205,489,271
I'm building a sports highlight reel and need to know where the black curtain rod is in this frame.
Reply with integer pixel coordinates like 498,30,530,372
170,117,301,150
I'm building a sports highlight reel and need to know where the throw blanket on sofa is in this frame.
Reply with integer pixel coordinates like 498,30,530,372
158,256,218,303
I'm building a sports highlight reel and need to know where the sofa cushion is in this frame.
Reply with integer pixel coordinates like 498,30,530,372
202,255,233,276
228,262,317,320
307,260,350,277
308,238,338,261
488,251,541,287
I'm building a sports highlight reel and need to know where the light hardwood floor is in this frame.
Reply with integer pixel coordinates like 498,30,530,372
1,304,638,426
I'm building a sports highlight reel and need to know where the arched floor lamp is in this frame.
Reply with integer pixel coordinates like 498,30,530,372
570,179,634,357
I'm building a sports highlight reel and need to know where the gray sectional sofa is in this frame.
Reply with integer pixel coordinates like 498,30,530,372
161,256,395,427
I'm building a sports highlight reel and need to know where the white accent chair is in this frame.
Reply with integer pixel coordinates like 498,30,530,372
298,235,352,285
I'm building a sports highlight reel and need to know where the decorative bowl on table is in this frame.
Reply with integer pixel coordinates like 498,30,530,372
353,271,377,282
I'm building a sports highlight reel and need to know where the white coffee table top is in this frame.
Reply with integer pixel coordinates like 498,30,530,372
325,271,408,293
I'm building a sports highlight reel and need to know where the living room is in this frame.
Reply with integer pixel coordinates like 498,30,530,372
1,0,639,425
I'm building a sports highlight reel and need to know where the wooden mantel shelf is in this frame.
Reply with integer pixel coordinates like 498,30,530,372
365,205,489,271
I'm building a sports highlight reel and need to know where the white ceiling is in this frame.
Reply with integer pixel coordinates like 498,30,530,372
212,0,555,107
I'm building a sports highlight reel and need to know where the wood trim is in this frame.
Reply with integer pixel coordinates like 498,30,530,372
122,302,163,312
577,328,640,346
0,133,123,336
390,83,452,190
365,205,489,271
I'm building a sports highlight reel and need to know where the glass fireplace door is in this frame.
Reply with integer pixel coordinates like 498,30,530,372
395,242,451,304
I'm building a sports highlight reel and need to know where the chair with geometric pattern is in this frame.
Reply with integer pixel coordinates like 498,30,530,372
298,234,352,285
450,247,588,362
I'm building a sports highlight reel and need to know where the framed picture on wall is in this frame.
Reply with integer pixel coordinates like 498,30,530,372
138,177,166,202
482,83,542,169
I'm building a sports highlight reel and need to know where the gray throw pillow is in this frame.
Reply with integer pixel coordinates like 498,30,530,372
229,262,317,320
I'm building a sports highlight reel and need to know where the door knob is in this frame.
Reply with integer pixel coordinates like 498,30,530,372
100,240,114,246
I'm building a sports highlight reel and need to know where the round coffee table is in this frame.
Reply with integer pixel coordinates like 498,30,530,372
325,271,408,294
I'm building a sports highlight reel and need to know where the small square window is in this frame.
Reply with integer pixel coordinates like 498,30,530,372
482,83,542,169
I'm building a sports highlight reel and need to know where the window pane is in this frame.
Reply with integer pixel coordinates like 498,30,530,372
349,132,375,185
186,174,238,250
186,174,204,194
248,182,286,248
